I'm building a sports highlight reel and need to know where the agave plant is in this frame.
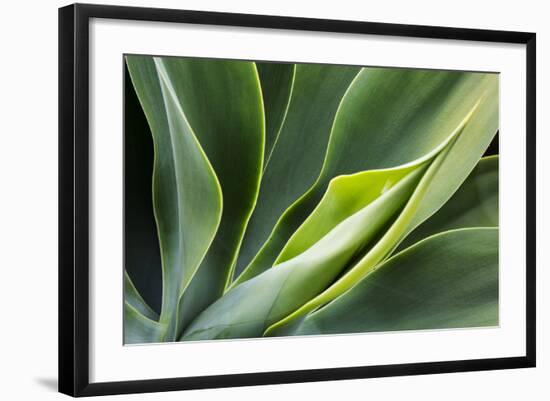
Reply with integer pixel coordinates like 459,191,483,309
123,55,499,344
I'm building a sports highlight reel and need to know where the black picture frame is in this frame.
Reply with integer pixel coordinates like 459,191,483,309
59,3,536,397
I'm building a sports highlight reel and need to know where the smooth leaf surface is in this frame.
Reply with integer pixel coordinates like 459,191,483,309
124,271,158,321
234,64,361,280
124,66,162,313
183,168,424,340
126,56,223,340
236,68,499,285
256,62,296,170
124,59,500,344
124,302,166,345
265,72,498,334
152,58,266,336
285,228,498,336
396,155,498,252
274,167,417,264
272,138,483,266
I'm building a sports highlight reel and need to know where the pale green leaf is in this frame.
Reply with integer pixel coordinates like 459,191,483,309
182,168,424,340
396,155,498,252
236,68,499,285
266,73,498,334
285,228,498,336
124,302,166,345
233,64,361,280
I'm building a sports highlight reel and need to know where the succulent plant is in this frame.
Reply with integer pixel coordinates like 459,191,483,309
124,55,498,344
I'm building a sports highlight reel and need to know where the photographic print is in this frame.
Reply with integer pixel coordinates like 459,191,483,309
123,55,499,344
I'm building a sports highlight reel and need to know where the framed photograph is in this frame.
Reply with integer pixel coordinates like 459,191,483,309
58,3,536,397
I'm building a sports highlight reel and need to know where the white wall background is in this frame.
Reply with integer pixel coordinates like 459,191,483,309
0,0,547,399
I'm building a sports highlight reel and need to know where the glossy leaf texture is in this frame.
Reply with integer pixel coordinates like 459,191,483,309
285,228,498,336
234,68,498,286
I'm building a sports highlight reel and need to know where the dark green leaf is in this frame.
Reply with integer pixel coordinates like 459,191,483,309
126,56,223,340
153,58,265,337
237,68,498,285
233,64,360,280
285,228,498,336
124,302,166,344
124,271,158,321
267,74,498,333
256,62,295,169
182,168,423,340
124,65,162,313
396,155,498,252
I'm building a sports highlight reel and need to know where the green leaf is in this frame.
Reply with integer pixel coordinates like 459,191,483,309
236,68,498,285
274,166,420,265
182,167,424,340
124,302,166,345
124,65,162,314
396,155,498,252
124,271,158,321
285,228,498,336
272,135,480,267
256,62,296,170
265,72,498,334
125,56,223,340
233,64,361,280
151,58,266,337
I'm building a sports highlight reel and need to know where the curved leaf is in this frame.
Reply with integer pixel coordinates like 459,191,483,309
256,62,296,170
124,66,162,313
271,127,474,267
396,155,498,252
266,73,498,334
233,64,361,279
124,302,166,345
182,168,424,340
274,166,417,265
151,58,266,336
236,68,499,285
124,271,158,321
285,228,498,336
126,56,223,340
